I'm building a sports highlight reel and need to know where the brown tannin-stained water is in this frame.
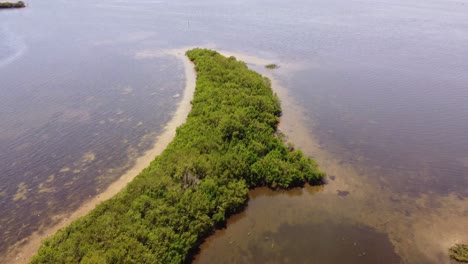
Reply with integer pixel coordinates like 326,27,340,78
194,187,401,264
1,0,467,263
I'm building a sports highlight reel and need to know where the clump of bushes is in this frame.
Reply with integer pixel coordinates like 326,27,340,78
31,49,324,264
265,63,279,69
0,1,25,8
450,244,468,263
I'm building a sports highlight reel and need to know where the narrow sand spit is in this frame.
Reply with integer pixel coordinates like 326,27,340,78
1,49,196,264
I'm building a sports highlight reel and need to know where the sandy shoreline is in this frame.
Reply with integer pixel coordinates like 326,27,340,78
2,49,196,264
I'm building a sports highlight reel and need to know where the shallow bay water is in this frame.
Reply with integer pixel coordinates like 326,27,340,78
194,187,401,264
1,0,467,263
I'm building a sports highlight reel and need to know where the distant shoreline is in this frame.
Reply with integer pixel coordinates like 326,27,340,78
0,1,26,8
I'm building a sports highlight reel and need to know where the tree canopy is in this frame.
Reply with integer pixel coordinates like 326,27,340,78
450,244,468,263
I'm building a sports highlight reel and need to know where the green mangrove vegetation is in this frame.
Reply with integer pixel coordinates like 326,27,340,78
31,48,324,264
265,63,279,69
450,244,468,263
0,1,25,8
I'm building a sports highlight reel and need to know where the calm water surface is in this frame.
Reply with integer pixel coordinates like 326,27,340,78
1,0,467,262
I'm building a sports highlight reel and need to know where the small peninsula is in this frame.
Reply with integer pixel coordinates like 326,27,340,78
31,49,324,263
0,1,25,8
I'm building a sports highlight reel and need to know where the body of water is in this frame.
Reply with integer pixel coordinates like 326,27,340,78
1,0,467,263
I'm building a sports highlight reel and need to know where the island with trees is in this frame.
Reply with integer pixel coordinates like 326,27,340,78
0,1,25,8
30,48,324,263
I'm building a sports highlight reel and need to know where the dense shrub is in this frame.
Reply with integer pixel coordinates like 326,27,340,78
450,244,468,263
265,63,279,69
